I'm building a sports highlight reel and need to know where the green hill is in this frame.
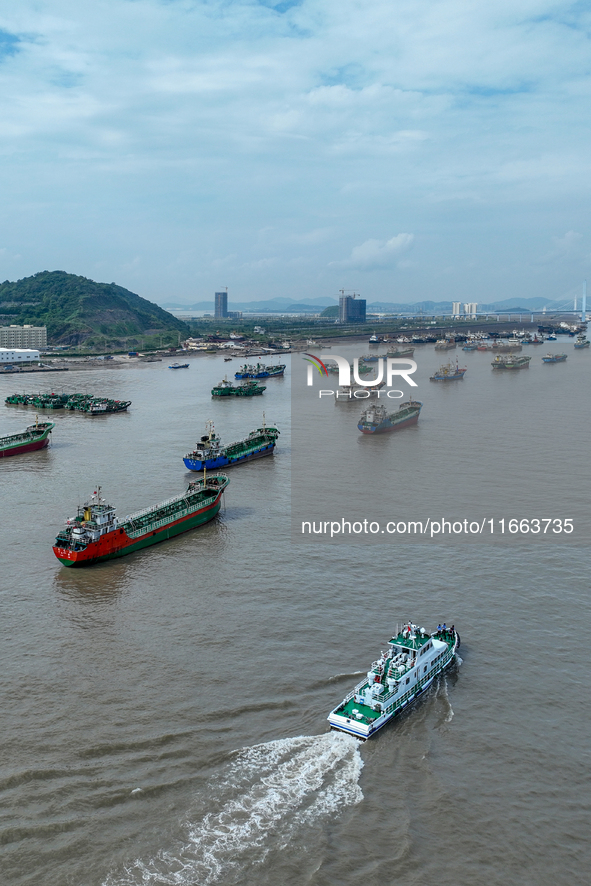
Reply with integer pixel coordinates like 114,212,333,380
0,271,187,347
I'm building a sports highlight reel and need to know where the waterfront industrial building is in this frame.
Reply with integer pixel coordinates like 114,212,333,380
0,348,40,364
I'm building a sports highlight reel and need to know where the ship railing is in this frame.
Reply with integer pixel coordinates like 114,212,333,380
123,494,219,538
123,487,219,524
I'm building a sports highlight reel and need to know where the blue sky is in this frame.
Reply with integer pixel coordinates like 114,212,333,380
0,0,590,305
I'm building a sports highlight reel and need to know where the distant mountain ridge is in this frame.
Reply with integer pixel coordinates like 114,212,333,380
160,295,570,314
0,271,187,345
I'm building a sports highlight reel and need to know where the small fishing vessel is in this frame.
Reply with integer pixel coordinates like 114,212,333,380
547,333,557,341
183,419,279,471
491,355,531,370
234,363,286,379
328,623,460,739
574,337,590,349
358,399,422,434
359,354,380,363
169,362,190,369
53,475,229,567
211,378,235,397
0,418,54,458
369,334,380,344
430,358,467,381
224,357,233,362
211,379,266,397
542,353,567,363
462,342,478,351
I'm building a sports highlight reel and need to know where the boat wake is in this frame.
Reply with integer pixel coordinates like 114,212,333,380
104,732,363,886
438,678,455,723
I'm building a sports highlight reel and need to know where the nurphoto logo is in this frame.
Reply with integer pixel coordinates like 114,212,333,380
303,353,418,398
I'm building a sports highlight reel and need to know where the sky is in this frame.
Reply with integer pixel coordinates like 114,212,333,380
0,0,590,306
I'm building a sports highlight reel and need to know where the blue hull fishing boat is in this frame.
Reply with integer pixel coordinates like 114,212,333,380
183,420,279,471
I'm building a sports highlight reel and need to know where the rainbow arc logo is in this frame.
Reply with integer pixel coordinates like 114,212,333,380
303,353,329,376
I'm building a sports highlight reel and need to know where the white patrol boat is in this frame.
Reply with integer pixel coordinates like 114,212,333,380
328,623,460,739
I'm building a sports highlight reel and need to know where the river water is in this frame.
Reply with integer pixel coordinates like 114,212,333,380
0,344,589,886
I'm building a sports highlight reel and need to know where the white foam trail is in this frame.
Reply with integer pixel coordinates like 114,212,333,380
439,679,454,723
455,653,463,666
105,733,363,886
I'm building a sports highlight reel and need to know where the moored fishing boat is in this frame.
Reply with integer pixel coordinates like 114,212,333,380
234,362,286,379
5,392,130,412
358,399,422,434
385,347,415,358
542,353,567,363
212,378,236,397
53,475,229,567
235,380,266,396
435,339,456,350
328,623,460,739
183,419,279,471
491,354,531,370
0,418,54,458
430,358,467,381
211,378,266,397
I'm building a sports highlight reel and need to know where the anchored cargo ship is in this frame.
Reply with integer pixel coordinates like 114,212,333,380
542,353,567,363
328,623,460,739
491,354,531,370
0,419,54,458
358,399,422,434
430,358,467,381
183,420,279,471
435,339,456,350
53,475,229,567
574,336,590,349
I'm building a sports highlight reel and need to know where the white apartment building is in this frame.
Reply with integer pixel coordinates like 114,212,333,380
0,325,47,349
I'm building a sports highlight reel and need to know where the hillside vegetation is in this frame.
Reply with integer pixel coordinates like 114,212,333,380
0,271,187,347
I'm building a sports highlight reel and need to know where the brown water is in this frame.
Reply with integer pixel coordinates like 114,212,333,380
0,346,589,886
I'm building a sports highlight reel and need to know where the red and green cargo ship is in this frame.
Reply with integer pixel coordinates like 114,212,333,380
0,420,54,458
53,474,229,566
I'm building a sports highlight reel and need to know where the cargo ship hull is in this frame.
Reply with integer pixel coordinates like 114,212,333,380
184,443,275,471
359,413,419,434
53,498,222,566
0,422,54,458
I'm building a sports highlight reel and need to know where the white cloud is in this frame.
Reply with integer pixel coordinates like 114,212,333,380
329,234,414,270
0,1,589,302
